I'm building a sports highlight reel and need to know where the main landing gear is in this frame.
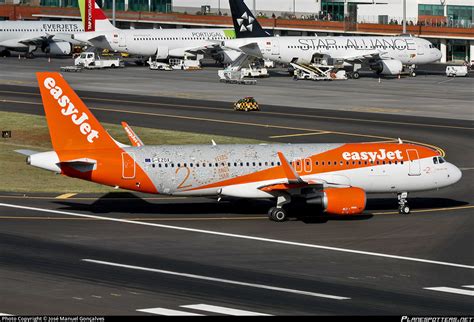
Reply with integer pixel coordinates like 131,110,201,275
268,194,291,222
398,192,410,214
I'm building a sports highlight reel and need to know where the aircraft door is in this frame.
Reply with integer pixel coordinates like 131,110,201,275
271,39,279,56
122,152,136,179
406,149,421,176
119,33,126,47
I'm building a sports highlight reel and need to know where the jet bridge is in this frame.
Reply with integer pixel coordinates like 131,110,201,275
290,63,347,81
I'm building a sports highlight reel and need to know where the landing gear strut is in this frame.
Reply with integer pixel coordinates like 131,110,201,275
398,192,410,214
268,194,291,222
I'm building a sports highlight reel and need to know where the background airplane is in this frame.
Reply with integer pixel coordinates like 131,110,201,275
224,0,442,78
72,0,271,64
19,72,462,222
0,20,83,57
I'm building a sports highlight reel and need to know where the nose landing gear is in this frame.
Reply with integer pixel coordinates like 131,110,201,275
398,192,411,214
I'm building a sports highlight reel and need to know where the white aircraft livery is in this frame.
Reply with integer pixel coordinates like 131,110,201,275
0,20,83,57
224,0,442,77
72,0,269,63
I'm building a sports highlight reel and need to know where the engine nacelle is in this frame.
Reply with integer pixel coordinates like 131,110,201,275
370,59,403,75
213,49,242,64
323,187,366,215
43,41,72,55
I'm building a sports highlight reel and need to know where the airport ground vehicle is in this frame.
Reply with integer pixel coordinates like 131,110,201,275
291,63,347,81
148,60,173,71
445,66,468,77
241,64,269,78
21,72,462,222
74,52,122,69
234,97,260,111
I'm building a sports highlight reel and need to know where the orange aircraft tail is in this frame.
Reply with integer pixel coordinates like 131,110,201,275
36,72,117,152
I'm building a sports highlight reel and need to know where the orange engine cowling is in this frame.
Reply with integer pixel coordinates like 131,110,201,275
323,187,366,215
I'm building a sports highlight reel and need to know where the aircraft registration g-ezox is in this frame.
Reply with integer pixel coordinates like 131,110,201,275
20,72,461,221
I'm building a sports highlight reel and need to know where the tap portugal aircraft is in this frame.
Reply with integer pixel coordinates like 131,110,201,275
72,0,270,64
20,72,461,221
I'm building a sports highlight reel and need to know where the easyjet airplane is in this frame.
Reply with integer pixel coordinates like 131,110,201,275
18,72,462,221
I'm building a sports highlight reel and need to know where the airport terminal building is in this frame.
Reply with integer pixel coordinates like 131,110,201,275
0,0,472,62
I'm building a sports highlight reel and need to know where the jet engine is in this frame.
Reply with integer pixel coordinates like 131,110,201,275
213,49,242,64
370,59,403,75
308,187,366,215
42,41,72,55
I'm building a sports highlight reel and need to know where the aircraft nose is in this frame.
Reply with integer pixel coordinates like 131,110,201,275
435,48,442,60
448,163,462,184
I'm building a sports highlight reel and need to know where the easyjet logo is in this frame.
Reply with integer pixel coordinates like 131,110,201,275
342,149,403,162
123,126,141,146
44,77,99,143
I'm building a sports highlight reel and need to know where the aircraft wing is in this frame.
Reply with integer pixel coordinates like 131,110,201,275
257,151,351,194
236,42,263,58
336,50,387,63
183,42,222,54
16,35,54,47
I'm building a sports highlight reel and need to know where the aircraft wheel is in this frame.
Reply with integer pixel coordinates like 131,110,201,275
398,205,411,215
268,207,287,222
352,71,360,79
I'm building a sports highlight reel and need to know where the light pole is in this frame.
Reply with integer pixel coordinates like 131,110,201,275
112,0,116,27
293,0,296,16
402,0,406,33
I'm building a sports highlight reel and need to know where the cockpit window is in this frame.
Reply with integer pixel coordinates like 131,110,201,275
433,156,446,164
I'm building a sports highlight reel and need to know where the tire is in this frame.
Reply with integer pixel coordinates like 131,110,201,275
111,64,116,68
399,205,411,215
410,71,416,77
269,207,287,222
352,71,360,79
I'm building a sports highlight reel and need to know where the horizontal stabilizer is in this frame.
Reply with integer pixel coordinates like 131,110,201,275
15,149,39,156
59,158,97,172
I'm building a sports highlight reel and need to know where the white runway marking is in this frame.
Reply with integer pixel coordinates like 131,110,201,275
82,259,349,300
181,304,271,316
1,203,473,270
424,287,474,296
0,313,12,316
463,285,474,288
137,308,204,316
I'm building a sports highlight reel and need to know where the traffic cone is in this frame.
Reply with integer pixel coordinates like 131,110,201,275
48,56,51,63
18,54,21,60
378,77,381,83
398,74,401,79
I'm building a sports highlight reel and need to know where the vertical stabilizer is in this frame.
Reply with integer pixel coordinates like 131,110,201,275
79,0,117,32
229,0,272,38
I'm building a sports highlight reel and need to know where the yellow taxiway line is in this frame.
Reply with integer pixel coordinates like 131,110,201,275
269,131,332,139
55,193,77,199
